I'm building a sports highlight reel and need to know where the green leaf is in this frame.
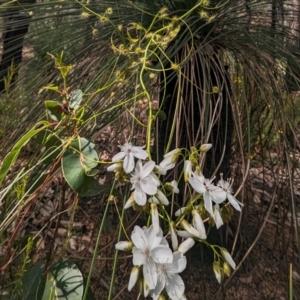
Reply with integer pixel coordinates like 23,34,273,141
0,123,47,186
23,261,46,300
69,138,98,170
42,259,84,300
69,90,83,110
45,100,63,122
62,149,87,192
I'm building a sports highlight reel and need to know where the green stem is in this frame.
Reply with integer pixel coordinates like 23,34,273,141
82,198,111,300
108,199,126,299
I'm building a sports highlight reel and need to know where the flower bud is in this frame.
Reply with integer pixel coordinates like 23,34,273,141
151,203,160,234
181,219,201,238
220,247,236,270
115,241,133,251
158,295,166,300
169,221,178,251
200,143,212,152
213,261,222,284
128,266,140,291
165,180,179,194
124,194,135,209
192,209,207,240
223,262,231,277
107,162,123,172
178,237,195,254
184,160,192,182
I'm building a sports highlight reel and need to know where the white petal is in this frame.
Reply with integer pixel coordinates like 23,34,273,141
134,185,147,206
112,151,125,162
192,210,207,239
178,237,195,254
211,187,227,204
128,266,139,291
156,189,169,205
131,225,147,249
153,165,167,175
144,225,162,249
204,191,213,215
213,262,222,284
213,205,224,229
227,193,243,211
148,173,160,186
143,259,157,289
141,160,155,178
151,245,173,264
123,153,135,173
131,146,148,160
140,178,158,196
171,251,187,273
165,273,185,300
189,176,206,194
183,161,192,182
132,247,146,266
149,276,164,300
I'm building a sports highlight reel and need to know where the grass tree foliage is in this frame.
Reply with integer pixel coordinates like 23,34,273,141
0,0,300,299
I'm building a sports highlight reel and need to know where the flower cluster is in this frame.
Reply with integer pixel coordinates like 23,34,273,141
116,225,189,299
109,141,242,297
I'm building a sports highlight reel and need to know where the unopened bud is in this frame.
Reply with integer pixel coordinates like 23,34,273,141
200,143,212,152
128,266,139,291
213,261,222,284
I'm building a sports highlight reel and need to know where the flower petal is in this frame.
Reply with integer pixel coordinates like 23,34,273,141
204,191,213,215
140,178,158,196
189,176,206,194
131,146,148,159
165,273,185,300
171,251,187,273
156,189,169,205
227,193,243,211
134,185,147,206
178,237,195,254
192,209,207,239
123,153,135,173
151,245,173,264
141,160,155,178
131,225,147,249
144,225,162,249
132,247,146,266
143,259,157,289
112,151,125,163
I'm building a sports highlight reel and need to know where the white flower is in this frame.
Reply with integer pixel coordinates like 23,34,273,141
218,177,243,211
112,142,148,173
213,204,223,229
159,148,181,168
131,225,173,289
220,247,236,270
150,252,186,300
189,172,226,215
174,207,189,217
192,209,207,239
130,160,159,206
